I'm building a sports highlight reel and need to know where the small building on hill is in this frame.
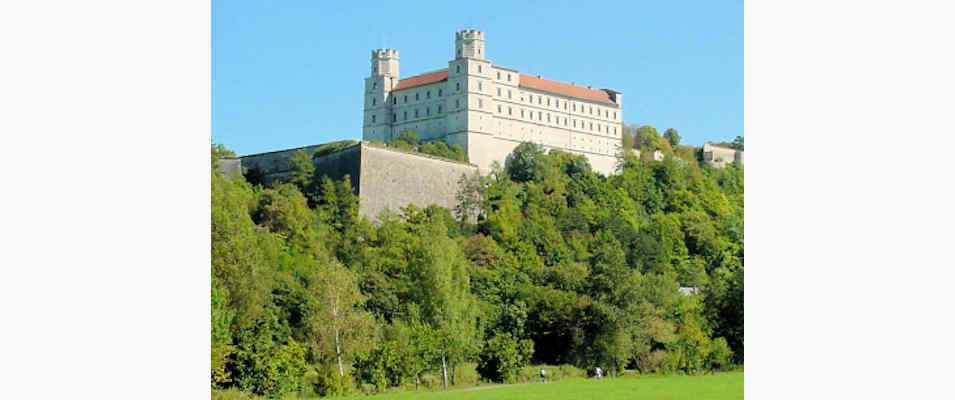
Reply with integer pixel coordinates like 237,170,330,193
702,143,743,168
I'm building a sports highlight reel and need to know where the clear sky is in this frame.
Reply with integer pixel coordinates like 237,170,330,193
213,0,742,156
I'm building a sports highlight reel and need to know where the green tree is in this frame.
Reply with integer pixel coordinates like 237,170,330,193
409,222,480,389
731,135,744,151
664,128,681,147
477,333,534,383
287,150,315,194
311,261,376,378
504,142,547,183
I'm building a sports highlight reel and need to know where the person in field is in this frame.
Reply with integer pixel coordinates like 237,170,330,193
540,368,547,383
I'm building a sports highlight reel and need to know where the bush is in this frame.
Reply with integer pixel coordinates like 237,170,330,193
212,388,261,400
313,140,358,158
637,349,670,374
708,337,733,371
477,333,534,383
310,364,357,397
518,364,585,382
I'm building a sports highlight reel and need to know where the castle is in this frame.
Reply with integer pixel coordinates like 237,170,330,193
363,29,624,176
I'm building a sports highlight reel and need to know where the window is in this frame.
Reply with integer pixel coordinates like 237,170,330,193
426,107,431,116
372,114,376,123
521,109,525,118
539,111,543,121
497,87,501,96
414,109,419,118
393,113,397,122
478,81,483,91
573,119,577,128
547,98,551,106
508,107,512,115
613,111,617,119
393,97,396,105
538,96,542,105
456,99,460,109
478,99,483,108
508,90,512,99
372,98,376,106
438,105,443,113
573,104,577,112
403,95,408,104
427,91,431,99
590,122,593,130
373,81,377,89
403,111,408,120
415,93,419,101
456,82,460,91
456,65,461,73
497,71,501,79
507,73,511,82
497,105,502,113
439,89,443,97
478,64,482,73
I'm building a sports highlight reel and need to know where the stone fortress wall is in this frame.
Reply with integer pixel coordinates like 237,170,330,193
235,142,478,221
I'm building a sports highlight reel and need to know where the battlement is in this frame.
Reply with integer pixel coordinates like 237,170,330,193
455,29,485,40
372,48,399,59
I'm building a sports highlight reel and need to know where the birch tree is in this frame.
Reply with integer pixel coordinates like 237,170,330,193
311,261,375,378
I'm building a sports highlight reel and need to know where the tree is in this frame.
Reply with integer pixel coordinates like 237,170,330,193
311,261,376,379
504,142,547,183
408,222,480,389
664,128,681,147
731,135,744,151
287,150,315,194
454,171,487,226
477,333,534,383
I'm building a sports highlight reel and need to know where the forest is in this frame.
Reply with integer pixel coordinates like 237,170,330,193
211,126,744,398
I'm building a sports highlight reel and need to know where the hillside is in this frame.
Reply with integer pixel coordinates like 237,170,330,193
211,140,743,398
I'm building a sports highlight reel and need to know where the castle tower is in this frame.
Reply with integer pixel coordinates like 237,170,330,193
363,49,400,141
445,30,493,159
455,29,486,60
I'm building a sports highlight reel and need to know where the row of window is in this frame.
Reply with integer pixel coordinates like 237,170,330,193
375,98,618,138
495,104,618,136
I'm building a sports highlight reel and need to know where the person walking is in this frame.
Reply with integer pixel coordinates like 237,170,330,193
540,368,547,383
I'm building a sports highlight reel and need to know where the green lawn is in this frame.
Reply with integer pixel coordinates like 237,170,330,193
348,372,742,400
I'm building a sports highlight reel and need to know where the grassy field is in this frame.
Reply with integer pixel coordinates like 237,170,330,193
347,372,743,400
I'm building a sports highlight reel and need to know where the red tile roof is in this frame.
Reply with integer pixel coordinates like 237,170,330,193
520,74,616,105
394,70,448,91
393,69,618,106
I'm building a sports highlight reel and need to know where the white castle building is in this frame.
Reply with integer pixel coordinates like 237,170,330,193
363,29,623,175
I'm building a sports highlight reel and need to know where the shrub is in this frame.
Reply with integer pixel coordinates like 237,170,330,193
518,364,585,382
477,333,534,383
310,364,357,397
708,337,733,371
212,388,260,400
637,349,670,373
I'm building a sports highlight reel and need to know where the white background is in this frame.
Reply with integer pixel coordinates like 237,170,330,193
2,1,954,398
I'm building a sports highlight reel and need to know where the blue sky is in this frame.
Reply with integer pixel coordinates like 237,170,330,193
213,0,742,156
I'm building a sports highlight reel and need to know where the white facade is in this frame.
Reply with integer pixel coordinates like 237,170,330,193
363,29,624,175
